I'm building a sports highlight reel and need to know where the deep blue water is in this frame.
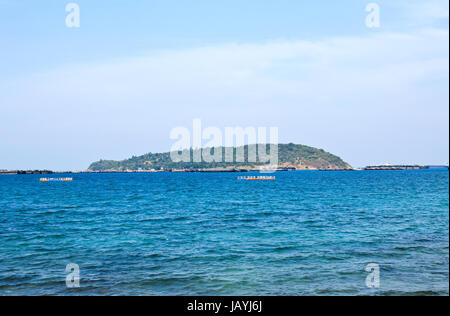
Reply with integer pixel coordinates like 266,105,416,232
0,170,448,296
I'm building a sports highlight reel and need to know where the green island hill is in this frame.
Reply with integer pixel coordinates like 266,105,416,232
88,143,352,172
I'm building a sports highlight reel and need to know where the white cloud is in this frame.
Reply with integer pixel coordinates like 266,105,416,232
3,29,447,107
410,0,449,19
389,0,449,27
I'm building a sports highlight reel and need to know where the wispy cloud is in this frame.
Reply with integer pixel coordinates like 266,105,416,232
5,29,448,110
409,0,449,19
389,0,449,27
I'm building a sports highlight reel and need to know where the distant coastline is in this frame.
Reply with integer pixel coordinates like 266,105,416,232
1,143,448,175
1,165,448,175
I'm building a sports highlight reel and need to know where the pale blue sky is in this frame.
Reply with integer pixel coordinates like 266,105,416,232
0,0,449,170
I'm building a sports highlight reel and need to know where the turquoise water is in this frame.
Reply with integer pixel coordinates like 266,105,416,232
0,170,448,296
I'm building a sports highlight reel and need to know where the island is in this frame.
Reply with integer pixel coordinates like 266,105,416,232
88,143,352,172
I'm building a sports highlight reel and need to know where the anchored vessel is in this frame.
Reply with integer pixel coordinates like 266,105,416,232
238,176,276,181
40,178,73,182
364,165,429,171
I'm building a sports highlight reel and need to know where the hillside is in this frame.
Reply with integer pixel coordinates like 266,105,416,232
88,144,351,171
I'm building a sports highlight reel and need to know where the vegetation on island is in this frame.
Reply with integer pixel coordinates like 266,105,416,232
88,143,352,171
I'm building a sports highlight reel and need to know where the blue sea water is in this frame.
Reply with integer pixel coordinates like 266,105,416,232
0,170,448,296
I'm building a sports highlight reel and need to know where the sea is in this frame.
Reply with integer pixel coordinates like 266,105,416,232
0,170,448,296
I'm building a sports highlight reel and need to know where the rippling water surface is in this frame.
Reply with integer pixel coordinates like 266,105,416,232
0,170,448,296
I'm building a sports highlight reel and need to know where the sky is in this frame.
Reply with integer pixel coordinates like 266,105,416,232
0,0,448,170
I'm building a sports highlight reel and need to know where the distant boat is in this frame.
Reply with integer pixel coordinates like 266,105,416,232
40,178,73,182
364,165,429,171
427,165,449,170
238,176,276,181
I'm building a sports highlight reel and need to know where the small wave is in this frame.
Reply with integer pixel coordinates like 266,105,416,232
381,290,447,296
273,246,298,252
394,246,428,251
